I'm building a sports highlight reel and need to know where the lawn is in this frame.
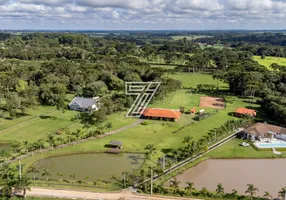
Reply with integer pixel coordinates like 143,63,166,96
0,106,58,131
253,56,286,69
207,138,285,159
0,110,81,142
167,73,229,89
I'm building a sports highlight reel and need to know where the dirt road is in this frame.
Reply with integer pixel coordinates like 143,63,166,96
27,188,200,200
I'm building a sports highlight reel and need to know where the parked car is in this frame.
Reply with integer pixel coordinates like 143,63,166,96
241,142,249,147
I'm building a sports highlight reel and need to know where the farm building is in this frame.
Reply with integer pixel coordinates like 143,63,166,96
235,108,256,117
142,108,181,121
190,108,197,115
105,140,123,154
109,140,123,149
69,97,100,113
242,123,286,140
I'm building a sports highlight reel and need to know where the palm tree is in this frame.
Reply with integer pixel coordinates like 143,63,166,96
42,169,51,181
184,182,195,195
23,140,29,154
263,191,272,200
15,175,32,199
65,130,72,143
46,132,55,149
56,172,64,182
144,144,157,160
200,187,209,197
70,174,76,183
110,174,117,185
169,178,180,194
231,189,238,199
279,187,286,200
245,184,259,199
35,139,44,153
27,166,39,180
183,136,193,144
84,176,89,184
216,183,224,197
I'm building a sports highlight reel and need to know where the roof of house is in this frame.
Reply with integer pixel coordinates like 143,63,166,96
235,108,256,115
142,108,181,119
69,97,98,109
109,140,123,147
245,123,285,136
190,108,197,112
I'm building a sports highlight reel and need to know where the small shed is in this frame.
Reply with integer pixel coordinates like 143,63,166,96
190,108,197,115
235,108,256,117
109,140,123,149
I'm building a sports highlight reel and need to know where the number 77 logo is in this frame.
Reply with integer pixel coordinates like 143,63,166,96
125,82,161,118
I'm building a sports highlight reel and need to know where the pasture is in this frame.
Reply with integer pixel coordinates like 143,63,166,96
0,109,82,142
167,72,229,89
150,64,177,70
253,56,286,69
171,35,213,40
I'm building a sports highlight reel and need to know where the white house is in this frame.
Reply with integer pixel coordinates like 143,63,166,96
243,123,286,140
69,97,100,113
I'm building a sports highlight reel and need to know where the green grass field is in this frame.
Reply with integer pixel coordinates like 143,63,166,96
0,110,81,142
253,56,286,69
207,138,285,159
171,35,213,40
150,64,177,70
0,106,58,131
167,73,229,89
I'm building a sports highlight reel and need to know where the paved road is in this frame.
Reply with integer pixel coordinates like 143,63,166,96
26,188,200,200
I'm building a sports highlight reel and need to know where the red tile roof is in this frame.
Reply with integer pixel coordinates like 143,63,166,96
235,108,256,116
143,108,181,119
190,108,197,112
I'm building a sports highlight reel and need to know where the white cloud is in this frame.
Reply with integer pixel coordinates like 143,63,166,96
0,0,286,29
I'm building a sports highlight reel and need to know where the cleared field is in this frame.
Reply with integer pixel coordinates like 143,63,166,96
0,106,58,131
0,110,80,142
253,56,286,69
0,110,136,143
150,64,177,70
171,35,213,40
167,73,229,89
199,44,225,50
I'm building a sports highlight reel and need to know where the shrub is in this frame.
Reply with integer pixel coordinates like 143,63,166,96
141,121,148,125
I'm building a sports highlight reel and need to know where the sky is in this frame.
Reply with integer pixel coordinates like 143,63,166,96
0,0,286,30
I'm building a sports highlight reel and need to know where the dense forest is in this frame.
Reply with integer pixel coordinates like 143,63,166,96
0,33,180,121
0,31,285,125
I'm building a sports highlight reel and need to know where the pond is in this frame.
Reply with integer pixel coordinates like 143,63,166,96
33,153,144,181
169,159,286,196
0,143,10,151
